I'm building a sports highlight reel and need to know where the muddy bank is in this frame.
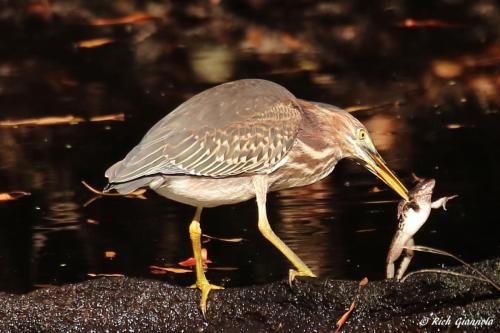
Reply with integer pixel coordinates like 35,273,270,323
0,259,498,332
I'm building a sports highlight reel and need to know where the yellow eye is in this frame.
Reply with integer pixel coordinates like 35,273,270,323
357,128,367,140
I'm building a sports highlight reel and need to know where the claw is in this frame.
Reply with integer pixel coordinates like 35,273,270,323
288,269,317,286
190,282,224,318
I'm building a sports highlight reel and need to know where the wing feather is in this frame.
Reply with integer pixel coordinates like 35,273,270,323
105,79,302,185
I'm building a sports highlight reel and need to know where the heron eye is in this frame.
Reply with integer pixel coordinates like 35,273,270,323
357,128,366,140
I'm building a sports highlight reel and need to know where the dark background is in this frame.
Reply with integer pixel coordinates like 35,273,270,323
0,0,499,293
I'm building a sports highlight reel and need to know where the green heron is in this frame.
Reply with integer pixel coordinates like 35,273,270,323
105,79,408,317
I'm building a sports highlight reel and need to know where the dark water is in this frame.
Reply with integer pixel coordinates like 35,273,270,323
0,1,499,293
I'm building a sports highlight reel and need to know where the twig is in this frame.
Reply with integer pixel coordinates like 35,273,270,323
81,181,146,197
403,245,500,292
400,269,491,284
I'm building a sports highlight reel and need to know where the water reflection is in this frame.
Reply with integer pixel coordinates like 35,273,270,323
41,191,81,227
276,179,346,277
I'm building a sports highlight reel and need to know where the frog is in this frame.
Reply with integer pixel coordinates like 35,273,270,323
386,178,457,280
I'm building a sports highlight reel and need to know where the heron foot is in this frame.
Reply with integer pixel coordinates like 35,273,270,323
288,268,317,286
190,281,224,318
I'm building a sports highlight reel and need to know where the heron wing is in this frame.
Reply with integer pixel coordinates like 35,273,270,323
105,79,303,184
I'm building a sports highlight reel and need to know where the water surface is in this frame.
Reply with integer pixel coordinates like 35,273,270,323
0,1,499,293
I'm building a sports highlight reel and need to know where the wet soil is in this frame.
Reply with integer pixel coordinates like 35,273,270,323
0,259,498,333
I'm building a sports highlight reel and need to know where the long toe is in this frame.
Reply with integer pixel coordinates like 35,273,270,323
288,269,317,286
192,282,224,318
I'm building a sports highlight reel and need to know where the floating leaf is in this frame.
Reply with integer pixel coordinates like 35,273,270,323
90,12,155,26
0,191,31,202
179,248,212,267
75,38,115,49
87,273,124,277
345,100,404,113
0,114,124,127
210,266,239,271
202,234,244,243
0,116,83,127
105,251,116,259
90,114,125,122
354,228,376,233
149,266,192,274
446,123,467,129
86,219,100,225
397,19,460,28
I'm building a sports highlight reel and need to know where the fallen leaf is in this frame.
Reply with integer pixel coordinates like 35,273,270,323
90,12,155,26
75,38,115,49
0,191,31,202
149,266,192,274
359,277,368,288
334,277,368,333
334,300,356,333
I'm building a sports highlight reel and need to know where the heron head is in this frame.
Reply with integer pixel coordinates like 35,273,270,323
300,101,409,200
330,109,409,201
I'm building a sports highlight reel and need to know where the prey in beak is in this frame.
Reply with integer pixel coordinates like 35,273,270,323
363,149,409,201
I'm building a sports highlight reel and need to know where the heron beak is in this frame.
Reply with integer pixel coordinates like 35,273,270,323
363,149,409,201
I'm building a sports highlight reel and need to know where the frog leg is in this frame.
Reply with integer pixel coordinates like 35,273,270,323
431,195,458,210
396,237,414,280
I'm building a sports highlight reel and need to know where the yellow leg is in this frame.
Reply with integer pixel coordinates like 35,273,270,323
188,207,223,318
252,176,316,285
